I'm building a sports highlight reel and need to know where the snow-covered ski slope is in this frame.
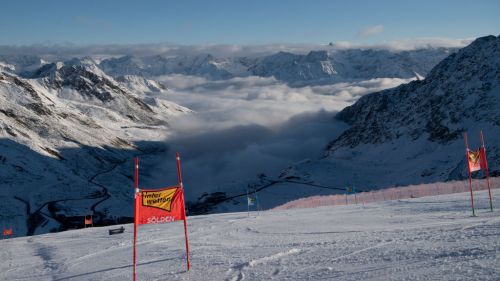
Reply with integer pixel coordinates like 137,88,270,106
1,189,499,281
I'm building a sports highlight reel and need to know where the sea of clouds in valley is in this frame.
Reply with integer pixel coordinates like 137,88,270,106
152,75,415,196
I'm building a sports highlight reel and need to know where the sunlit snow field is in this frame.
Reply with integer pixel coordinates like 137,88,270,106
1,189,499,281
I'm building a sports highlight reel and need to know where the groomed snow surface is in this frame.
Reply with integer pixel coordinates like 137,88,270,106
1,189,499,281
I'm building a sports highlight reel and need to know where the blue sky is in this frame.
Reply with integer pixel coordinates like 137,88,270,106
0,0,498,45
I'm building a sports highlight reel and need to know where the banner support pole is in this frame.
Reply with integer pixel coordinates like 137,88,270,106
464,133,476,216
255,190,261,214
345,187,348,205
133,157,139,281
246,187,250,217
480,131,493,211
176,152,191,272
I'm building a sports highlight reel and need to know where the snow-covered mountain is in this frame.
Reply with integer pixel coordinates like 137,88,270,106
248,51,337,84
249,48,453,85
99,54,241,80
115,75,168,93
97,48,454,85
278,35,500,191
0,60,190,236
0,54,47,75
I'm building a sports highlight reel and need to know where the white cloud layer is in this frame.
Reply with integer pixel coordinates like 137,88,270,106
357,24,385,37
151,75,415,197
0,37,474,59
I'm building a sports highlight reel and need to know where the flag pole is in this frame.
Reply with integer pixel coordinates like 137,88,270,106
133,157,139,281
176,152,191,272
255,190,261,214
345,187,348,205
480,131,493,211
246,186,250,217
464,133,476,216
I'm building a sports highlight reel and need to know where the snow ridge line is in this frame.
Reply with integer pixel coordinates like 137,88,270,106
248,248,302,267
331,241,393,262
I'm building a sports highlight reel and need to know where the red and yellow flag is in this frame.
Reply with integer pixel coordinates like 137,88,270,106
135,186,185,225
3,228,13,236
467,149,481,172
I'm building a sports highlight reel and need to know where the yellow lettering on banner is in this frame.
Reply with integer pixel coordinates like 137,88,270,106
468,151,480,165
142,189,177,211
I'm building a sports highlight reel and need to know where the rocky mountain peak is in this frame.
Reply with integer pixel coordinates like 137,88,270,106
305,50,329,61
329,35,500,151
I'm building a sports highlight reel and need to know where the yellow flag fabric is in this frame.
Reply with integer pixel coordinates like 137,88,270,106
468,150,481,172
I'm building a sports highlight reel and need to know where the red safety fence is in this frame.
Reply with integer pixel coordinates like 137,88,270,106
274,177,499,210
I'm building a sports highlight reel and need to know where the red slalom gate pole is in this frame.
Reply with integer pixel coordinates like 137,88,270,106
480,131,493,211
133,157,139,281
464,133,476,216
176,152,191,272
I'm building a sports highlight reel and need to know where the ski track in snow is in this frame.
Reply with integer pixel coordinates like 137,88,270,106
329,241,394,263
226,248,302,281
1,189,499,281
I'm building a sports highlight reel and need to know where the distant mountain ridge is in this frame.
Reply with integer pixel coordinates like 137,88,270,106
1,47,455,86
98,48,454,85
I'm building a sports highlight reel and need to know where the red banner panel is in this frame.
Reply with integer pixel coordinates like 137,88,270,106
135,186,185,226
84,216,93,225
479,147,488,170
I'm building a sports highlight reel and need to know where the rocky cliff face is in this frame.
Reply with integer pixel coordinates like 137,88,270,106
330,35,499,150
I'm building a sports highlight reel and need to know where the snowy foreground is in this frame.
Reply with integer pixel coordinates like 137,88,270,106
1,189,499,281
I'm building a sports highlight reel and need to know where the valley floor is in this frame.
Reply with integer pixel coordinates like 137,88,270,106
1,189,499,281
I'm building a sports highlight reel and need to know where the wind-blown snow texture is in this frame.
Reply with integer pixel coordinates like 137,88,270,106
0,189,499,280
